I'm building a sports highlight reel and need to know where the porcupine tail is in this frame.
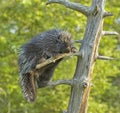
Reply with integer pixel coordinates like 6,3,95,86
20,72,37,102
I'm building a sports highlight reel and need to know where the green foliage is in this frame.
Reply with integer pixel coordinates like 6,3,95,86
0,0,120,113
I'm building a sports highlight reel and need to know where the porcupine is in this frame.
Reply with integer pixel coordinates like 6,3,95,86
18,29,77,102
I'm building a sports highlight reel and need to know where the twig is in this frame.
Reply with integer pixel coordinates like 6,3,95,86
36,52,80,69
74,40,83,43
47,79,73,86
103,12,113,18
102,31,119,36
46,0,89,16
97,55,115,60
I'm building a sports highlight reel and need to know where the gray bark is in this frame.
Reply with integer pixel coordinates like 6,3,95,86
67,0,104,111
45,0,117,113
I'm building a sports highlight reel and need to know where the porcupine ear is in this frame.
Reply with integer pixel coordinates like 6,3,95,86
20,72,37,102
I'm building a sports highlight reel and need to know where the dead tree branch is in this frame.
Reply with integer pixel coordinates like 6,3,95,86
102,31,119,36
46,0,89,16
74,40,83,43
97,55,115,60
103,12,113,18
36,52,80,70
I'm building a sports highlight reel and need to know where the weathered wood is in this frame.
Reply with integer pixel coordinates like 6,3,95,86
36,52,80,69
46,0,109,113
67,0,105,113
102,31,119,36
103,12,113,17
97,55,115,60
46,0,89,16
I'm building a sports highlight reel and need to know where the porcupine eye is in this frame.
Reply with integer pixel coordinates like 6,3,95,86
57,35,62,42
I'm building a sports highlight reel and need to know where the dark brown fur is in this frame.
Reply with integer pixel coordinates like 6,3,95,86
18,29,77,102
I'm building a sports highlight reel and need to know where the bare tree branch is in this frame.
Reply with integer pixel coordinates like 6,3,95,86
102,31,119,36
47,78,91,88
46,0,89,16
47,79,73,86
97,55,115,60
103,11,113,18
74,40,83,43
36,52,80,69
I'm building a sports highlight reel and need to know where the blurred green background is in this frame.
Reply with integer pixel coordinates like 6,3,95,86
0,0,120,113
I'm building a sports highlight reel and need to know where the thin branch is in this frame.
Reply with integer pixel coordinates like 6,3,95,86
103,12,113,18
97,55,115,60
74,39,83,43
36,52,80,69
47,79,73,86
46,0,89,16
102,31,119,36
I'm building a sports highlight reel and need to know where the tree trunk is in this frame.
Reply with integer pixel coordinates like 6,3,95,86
46,0,116,113
67,1,105,113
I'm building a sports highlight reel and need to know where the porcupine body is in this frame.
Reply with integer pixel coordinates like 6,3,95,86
18,29,77,102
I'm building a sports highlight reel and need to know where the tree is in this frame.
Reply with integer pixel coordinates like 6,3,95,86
0,0,119,113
